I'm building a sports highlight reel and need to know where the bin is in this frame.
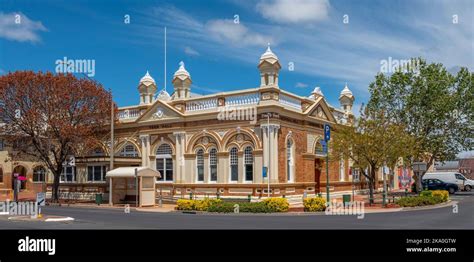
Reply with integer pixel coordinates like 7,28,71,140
342,194,351,207
95,193,103,205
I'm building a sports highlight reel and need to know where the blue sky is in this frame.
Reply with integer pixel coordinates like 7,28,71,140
0,0,472,114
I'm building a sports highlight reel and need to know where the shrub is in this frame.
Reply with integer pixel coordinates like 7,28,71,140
194,198,222,211
431,190,449,202
176,198,222,211
303,197,326,212
176,199,195,210
396,194,446,207
206,198,289,213
207,202,236,213
262,198,289,212
420,191,432,197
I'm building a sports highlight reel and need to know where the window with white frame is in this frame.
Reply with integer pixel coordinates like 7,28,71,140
156,143,173,181
230,147,238,182
209,148,218,182
33,166,46,182
287,139,294,182
60,166,76,182
244,146,253,181
119,143,139,157
196,149,204,182
315,139,325,155
87,165,107,182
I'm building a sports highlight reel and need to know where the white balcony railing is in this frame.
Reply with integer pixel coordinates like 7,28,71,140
186,98,218,112
118,108,141,120
279,93,301,111
226,93,260,107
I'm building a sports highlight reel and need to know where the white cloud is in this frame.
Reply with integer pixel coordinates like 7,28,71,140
184,46,200,56
295,82,308,88
205,19,273,47
256,0,330,24
0,12,47,43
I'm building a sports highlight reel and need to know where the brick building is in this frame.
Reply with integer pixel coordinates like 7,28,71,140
0,46,377,200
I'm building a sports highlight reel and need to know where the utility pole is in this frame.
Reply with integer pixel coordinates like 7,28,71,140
267,113,270,198
109,88,114,171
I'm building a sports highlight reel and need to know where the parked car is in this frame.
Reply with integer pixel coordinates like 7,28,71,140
423,172,474,191
412,179,459,194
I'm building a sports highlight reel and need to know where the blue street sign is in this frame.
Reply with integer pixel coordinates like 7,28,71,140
262,167,268,178
320,140,328,153
324,124,330,141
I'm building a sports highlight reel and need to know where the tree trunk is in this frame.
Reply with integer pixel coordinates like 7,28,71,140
52,170,61,202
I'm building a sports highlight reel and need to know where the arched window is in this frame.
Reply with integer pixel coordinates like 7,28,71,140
33,166,46,182
119,143,139,157
315,139,326,155
209,148,218,182
229,147,238,182
196,149,204,182
92,147,105,156
287,139,294,182
244,146,253,181
156,144,173,181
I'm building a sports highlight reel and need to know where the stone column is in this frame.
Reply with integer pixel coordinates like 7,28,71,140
269,125,280,183
139,134,149,167
260,123,280,184
173,132,186,183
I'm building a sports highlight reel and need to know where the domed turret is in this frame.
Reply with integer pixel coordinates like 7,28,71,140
172,61,192,99
157,89,171,101
258,43,281,87
310,86,324,99
339,83,354,113
138,70,157,104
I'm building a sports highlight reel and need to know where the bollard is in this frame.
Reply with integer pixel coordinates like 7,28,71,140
247,194,251,202
189,192,193,200
405,188,408,197
216,192,220,199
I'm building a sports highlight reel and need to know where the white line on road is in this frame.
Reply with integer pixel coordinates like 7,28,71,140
45,217,74,222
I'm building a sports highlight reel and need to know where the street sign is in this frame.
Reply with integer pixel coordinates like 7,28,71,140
324,124,330,141
36,192,46,206
412,162,427,172
320,140,328,153
262,167,268,178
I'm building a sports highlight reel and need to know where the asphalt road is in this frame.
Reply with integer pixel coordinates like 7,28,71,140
0,192,473,229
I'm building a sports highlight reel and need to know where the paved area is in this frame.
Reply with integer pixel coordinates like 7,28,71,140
0,192,472,229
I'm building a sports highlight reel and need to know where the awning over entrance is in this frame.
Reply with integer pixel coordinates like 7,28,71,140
106,167,161,179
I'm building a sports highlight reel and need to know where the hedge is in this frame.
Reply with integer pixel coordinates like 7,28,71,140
396,190,449,207
303,197,326,212
177,197,289,213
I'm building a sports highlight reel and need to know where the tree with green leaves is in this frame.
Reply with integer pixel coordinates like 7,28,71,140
367,58,473,191
331,107,417,203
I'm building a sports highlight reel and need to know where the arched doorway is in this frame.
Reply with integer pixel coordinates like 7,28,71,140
12,165,27,190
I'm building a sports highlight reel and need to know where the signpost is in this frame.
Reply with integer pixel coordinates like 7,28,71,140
412,162,427,193
324,124,330,203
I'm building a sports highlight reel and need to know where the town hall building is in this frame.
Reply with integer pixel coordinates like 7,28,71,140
0,46,381,201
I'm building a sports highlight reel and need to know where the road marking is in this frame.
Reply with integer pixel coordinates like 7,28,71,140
45,217,74,222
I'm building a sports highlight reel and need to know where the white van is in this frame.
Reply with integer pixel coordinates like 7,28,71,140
423,172,474,191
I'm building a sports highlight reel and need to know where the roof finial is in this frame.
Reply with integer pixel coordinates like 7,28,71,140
267,42,271,52
179,61,185,68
